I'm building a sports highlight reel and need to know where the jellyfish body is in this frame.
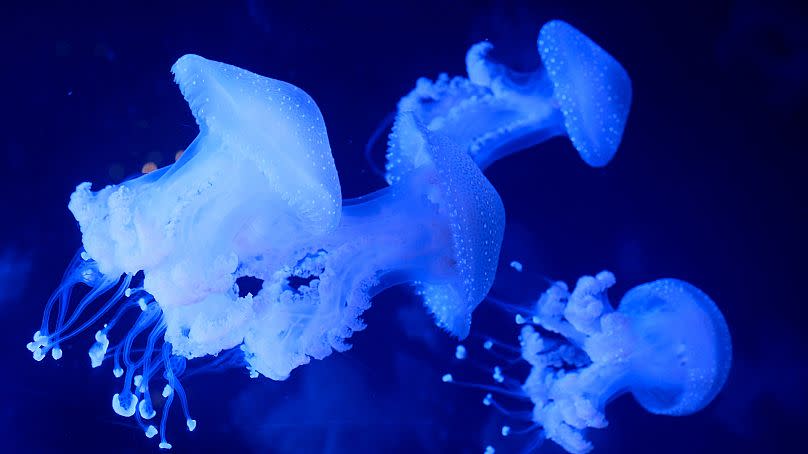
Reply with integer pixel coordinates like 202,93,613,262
385,19,632,184
446,272,731,453
28,53,505,448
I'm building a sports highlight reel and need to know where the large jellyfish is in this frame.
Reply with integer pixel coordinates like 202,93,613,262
386,19,632,184
27,54,505,448
445,271,732,453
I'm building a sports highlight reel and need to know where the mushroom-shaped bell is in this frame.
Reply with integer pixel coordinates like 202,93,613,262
619,278,733,415
538,20,632,167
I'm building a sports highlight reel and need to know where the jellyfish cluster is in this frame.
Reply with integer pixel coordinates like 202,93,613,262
0,248,31,308
26,19,731,452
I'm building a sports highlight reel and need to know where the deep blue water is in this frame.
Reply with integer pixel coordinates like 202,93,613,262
1,1,806,453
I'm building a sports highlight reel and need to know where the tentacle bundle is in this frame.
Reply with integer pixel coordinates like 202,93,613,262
27,250,241,448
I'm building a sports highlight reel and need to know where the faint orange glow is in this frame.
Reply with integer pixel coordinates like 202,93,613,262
175,149,185,162
141,162,158,174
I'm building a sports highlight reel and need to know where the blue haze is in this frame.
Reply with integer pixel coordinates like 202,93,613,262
1,1,805,453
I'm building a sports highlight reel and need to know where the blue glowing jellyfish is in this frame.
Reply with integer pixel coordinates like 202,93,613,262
445,271,732,453
27,53,505,448
386,19,632,184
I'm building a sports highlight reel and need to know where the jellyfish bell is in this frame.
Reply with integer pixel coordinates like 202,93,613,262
399,113,506,337
385,19,632,183
618,278,733,416
536,20,632,167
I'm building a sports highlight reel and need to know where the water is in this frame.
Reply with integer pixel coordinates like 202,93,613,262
1,1,806,452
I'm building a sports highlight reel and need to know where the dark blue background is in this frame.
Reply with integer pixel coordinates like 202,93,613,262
1,1,806,453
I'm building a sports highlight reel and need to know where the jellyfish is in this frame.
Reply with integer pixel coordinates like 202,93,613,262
385,19,632,184
445,271,732,453
27,53,505,448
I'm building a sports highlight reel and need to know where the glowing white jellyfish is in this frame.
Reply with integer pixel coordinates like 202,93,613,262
386,19,632,184
445,272,732,453
27,54,505,448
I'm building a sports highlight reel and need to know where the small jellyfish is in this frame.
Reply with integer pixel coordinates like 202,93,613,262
386,19,632,184
445,272,732,453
